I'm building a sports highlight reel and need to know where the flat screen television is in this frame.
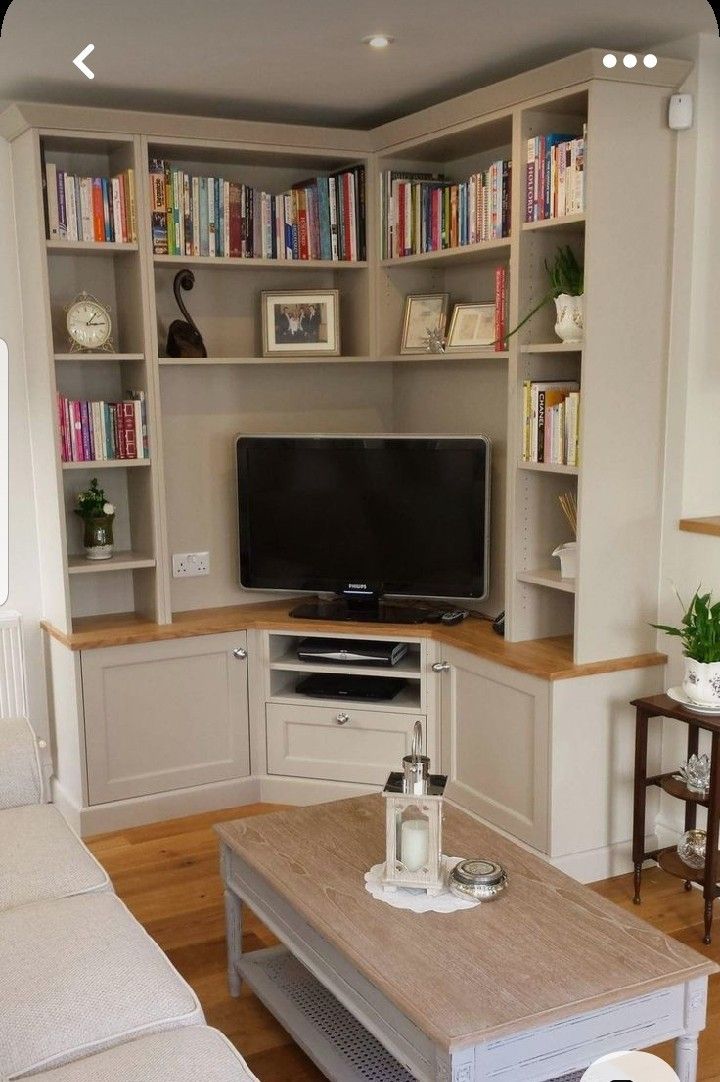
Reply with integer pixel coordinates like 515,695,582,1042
236,434,490,623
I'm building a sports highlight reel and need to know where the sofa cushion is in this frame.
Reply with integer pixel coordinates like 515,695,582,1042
0,893,204,1080
0,804,111,911
20,1028,258,1081
0,718,43,809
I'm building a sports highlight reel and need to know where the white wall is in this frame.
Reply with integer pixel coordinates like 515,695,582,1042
654,33,720,833
0,138,48,737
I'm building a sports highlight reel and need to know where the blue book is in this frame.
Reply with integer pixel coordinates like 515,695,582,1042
101,178,112,241
317,177,331,261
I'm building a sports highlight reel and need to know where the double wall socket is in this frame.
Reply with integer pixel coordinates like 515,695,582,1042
172,551,210,577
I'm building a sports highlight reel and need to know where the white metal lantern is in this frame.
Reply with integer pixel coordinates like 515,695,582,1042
382,721,447,895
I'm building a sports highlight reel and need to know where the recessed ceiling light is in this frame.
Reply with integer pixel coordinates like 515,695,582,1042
623,53,638,68
643,53,658,68
363,34,393,48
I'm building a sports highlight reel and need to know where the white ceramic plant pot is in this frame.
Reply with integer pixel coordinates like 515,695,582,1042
553,293,583,342
683,656,720,708
552,541,577,579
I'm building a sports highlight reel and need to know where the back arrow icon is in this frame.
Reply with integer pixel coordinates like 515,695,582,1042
73,44,95,79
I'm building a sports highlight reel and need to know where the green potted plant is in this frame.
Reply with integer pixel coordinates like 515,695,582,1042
653,589,720,708
495,244,584,345
75,478,115,560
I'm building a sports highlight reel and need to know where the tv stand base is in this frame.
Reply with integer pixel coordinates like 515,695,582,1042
290,599,430,625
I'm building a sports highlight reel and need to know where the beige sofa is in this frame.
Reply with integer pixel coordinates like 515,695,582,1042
0,717,258,1082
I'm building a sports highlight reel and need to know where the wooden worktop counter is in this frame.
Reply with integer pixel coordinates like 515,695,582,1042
41,599,666,682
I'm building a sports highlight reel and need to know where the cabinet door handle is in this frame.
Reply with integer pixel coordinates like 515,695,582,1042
335,712,350,725
233,647,248,660
432,660,450,673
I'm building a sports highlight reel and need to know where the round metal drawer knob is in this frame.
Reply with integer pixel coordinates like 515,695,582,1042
336,712,350,725
232,647,248,660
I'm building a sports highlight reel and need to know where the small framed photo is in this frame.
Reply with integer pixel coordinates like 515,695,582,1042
261,289,340,357
446,303,496,352
400,293,449,355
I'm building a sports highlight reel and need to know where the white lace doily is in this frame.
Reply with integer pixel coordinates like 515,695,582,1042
364,856,479,912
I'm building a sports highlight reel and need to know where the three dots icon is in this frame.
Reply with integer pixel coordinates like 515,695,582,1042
603,52,658,69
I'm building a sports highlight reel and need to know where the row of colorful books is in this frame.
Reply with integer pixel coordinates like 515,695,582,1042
44,164,138,243
521,381,580,466
381,161,512,259
57,392,148,463
525,129,586,223
149,161,366,261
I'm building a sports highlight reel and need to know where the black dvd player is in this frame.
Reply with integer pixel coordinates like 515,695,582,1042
296,637,408,667
295,673,407,701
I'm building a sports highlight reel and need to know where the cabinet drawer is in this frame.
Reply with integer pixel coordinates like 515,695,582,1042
82,632,250,804
266,703,427,785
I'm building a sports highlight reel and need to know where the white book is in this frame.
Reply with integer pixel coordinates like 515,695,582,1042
91,402,105,459
98,402,108,461
45,163,60,239
64,174,78,241
80,178,93,243
133,400,143,458
111,177,123,243
207,177,216,257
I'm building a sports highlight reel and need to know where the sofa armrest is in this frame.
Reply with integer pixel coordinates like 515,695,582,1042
0,717,46,808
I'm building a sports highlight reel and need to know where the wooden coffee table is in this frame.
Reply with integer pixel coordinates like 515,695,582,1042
217,797,716,1082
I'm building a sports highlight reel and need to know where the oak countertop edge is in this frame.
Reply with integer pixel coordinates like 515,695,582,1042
40,601,667,681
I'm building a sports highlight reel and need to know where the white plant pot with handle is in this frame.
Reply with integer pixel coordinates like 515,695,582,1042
553,293,583,342
683,656,720,708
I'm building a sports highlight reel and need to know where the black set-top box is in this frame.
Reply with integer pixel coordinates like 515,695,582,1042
296,637,408,667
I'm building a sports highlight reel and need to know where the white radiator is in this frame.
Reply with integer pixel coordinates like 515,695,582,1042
0,610,27,718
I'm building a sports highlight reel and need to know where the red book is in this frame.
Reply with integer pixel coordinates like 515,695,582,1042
57,394,68,461
121,402,137,458
341,173,352,261
297,189,309,260
494,266,507,351
229,183,242,258
91,179,104,241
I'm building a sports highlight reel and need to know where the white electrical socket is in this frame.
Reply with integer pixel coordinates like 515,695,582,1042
172,551,210,578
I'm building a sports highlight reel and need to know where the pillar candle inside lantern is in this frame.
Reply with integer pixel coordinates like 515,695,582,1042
401,818,429,871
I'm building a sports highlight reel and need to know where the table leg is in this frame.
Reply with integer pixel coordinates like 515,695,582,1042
702,732,720,944
675,1033,699,1082
224,887,243,997
435,1046,475,1081
632,707,649,904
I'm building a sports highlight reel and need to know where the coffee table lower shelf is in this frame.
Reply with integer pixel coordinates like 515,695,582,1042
239,945,584,1082
239,945,415,1082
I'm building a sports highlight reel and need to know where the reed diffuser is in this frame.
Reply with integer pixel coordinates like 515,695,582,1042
553,491,577,579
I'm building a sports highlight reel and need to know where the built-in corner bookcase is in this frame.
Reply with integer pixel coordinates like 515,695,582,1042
4,49,690,661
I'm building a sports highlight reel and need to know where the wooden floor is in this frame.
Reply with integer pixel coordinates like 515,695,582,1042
87,805,720,1081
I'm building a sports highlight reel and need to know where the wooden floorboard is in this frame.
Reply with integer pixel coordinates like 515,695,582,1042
87,806,720,1080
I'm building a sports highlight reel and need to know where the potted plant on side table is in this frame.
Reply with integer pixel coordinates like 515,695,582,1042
75,478,115,560
653,589,720,709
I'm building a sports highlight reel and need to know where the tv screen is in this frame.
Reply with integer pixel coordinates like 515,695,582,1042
236,435,490,600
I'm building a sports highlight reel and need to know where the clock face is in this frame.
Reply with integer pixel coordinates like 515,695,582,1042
67,297,112,351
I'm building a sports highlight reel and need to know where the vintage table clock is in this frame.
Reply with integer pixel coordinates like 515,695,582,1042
65,291,114,353
382,720,447,895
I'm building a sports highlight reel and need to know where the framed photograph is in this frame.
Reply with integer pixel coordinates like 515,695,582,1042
400,293,449,355
446,303,496,352
261,289,340,357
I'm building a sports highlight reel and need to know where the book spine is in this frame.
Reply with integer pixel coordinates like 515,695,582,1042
223,180,230,257
536,390,546,462
199,176,209,257
56,171,67,239
342,173,353,260
347,174,357,261
327,178,338,261
494,266,507,351
229,182,241,258
164,164,174,254
184,174,192,256
191,176,200,257
121,402,137,459
297,189,309,260
45,163,60,240
118,173,129,244
78,178,92,242
64,175,78,241
355,165,366,260
149,159,167,254
111,177,123,244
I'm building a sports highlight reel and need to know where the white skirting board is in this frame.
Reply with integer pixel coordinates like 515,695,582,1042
238,945,585,1082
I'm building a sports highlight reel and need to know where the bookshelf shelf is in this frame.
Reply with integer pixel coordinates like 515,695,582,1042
521,213,586,232
67,551,156,574
54,353,145,362
521,343,583,353
516,568,576,594
46,240,139,254
153,255,367,270
517,461,579,476
157,355,373,367
381,238,510,269
679,517,720,538
62,459,151,470
385,351,509,363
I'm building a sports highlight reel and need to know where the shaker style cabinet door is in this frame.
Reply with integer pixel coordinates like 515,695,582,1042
81,633,250,804
437,646,550,851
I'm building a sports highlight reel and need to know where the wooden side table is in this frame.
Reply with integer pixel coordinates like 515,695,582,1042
632,693,720,944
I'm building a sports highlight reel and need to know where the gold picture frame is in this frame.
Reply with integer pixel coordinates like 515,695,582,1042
261,289,340,357
400,293,450,355
446,303,496,352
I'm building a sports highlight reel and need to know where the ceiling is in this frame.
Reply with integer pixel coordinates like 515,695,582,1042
0,0,716,128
